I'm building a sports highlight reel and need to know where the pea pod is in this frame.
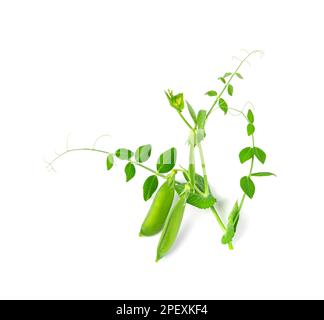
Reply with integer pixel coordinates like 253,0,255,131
156,190,189,261
139,181,175,236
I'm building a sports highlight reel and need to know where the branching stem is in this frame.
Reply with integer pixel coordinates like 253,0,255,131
206,50,261,120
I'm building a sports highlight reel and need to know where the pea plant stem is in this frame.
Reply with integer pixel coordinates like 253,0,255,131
177,111,193,130
134,162,166,178
227,107,257,212
197,142,209,197
210,206,233,250
206,50,261,120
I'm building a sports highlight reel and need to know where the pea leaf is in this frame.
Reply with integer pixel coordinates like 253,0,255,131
222,201,240,244
125,162,136,182
175,173,217,209
195,109,207,144
106,154,114,170
252,172,276,177
157,148,177,173
240,176,255,199
239,147,254,164
143,175,159,201
224,72,232,78
197,110,207,130
205,90,217,97
247,123,255,136
227,84,234,96
175,184,216,209
254,147,266,164
247,109,254,123
115,148,133,160
135,144,152,163
219,98,228,114
186,101,197,124
218,77,226,84
235,72,243,79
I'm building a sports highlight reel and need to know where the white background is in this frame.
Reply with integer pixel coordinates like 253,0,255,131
0,0,323,300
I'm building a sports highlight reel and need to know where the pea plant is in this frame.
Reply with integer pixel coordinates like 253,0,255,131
49,50,275,261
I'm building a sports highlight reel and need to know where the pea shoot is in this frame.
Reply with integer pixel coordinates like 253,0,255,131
48,50,275,261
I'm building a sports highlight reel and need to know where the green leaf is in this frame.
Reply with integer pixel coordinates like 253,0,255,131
205,90,217,97
143,175,159,201
247,109,254,123
240,176,255,199
115,148,133,160
254,147,267,164
197,110,207,130
106,154,114,170
224,72,232,78
175,184,216,209
176,173,217,209
227,84,234,96
251,172,276,177
219,98,228,114
247,123,255,136
125,162,136,182
186,101,197,124
135,144,152,163
218,77,226,84
222,201,240,244
235,72,243,79
157,148,177,173
239,147,254,164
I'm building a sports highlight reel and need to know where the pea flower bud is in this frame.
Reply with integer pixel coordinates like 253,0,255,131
164,89,184,112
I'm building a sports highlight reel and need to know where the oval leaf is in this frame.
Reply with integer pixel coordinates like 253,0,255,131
218,77,226,84
205,90,217,97
239,147,254,164
224,72,232,78
227,84,234,96
247,123,255,136
240,176,255,199
106,154,114,170
157,148,177,173
219,98,228,114
125,162,136,182
143,175,159,201
251,172,276,177
247,109,254,123
235,72,243,79
135,144,152,163
254,147,266,164
115,148,133,160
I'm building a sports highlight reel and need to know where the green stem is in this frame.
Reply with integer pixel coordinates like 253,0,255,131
210,206,233,250
188,135,196,191
210,206,226,232
180,166,206,196
178,111,194,130
206,50,260,120
49,147,168,179
239,134,255,211
134,162,166,178
197,142,209,196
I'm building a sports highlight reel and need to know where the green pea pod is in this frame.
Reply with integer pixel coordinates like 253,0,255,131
139,181,175,236
156,191,189,261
